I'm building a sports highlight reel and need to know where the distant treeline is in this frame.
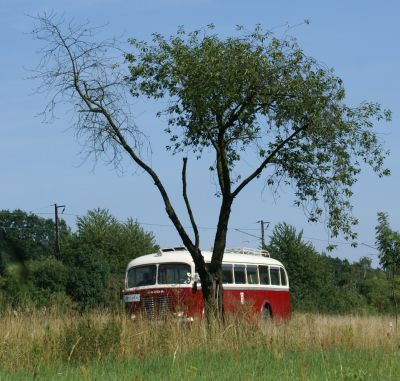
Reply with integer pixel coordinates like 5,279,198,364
0,209,157,310
0,209,398,314
267,223,399,314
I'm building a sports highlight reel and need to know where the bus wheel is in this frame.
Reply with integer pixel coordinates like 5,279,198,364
261,304,272,320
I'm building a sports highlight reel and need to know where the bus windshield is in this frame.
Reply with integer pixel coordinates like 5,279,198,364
127,265,156,288
158,263,191,284
127,263,192,287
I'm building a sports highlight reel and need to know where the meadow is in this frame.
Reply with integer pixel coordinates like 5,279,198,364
0,309,399,380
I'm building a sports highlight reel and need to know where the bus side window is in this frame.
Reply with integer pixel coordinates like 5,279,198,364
222,264,233,284
234,264,246,284
270,267,280,285
259,265,270,285
280,267,288,286
246,265,258,284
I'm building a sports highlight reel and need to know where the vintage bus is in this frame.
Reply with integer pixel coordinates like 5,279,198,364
124,247,290,320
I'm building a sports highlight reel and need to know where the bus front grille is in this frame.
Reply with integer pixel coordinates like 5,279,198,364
143,295,171,319
143,297,155,319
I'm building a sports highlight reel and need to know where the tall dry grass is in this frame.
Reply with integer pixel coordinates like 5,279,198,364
0,308,399,373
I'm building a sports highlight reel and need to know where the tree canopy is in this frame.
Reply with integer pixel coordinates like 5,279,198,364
0,209,69,262
126,26,391,240
376,212,400,272
375,212,400,326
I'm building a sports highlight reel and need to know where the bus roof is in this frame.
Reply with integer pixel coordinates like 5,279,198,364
126,248,285,269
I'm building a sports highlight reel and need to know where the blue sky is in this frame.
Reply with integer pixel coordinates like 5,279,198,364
1,0,399,266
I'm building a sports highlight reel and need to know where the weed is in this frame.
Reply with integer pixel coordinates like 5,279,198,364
61,318,121,363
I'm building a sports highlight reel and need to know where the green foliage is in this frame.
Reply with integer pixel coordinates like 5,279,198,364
0,256,72,309
0,210,71,309
0,236,6,277
30,256,69,293
375,212,400,322
0,254,5,277
376,212,400,272
0,263,33,308
0,209,69,262
0,208,157,310
75,208,156,274
1,206,398,315
63,243,111,309
268,223,324,311
64,208,157,308
126,26,391,241
268,222,393,314
360,275,395,312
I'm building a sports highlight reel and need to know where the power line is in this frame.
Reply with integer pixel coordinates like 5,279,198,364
361,242,378,251
29,204,53,213
0,226,52,232
234,229,260,240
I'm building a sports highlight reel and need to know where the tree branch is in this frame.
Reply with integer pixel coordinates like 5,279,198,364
232,124,309,198
182,157,199,248
44,18,206,267
216,124,232,197
224,92,255,128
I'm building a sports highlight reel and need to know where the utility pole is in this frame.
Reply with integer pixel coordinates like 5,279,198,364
257,220,270,249
54,203,65,257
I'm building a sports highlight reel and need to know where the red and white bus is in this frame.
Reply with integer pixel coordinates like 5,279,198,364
124,247,290,320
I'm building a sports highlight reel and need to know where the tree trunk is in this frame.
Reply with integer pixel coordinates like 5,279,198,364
200,196,232,322
200,268,224,322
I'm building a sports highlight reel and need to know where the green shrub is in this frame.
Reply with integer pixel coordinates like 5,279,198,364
30,256,68,293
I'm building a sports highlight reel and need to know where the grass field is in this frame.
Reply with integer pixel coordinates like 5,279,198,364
0,310,399,380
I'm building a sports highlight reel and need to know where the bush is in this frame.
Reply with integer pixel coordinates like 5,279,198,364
64,244,111,309
30,256,68,293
